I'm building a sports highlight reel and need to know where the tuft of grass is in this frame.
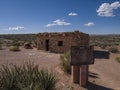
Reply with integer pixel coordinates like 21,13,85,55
60,52,71,74
115,57,120,63
9,46,20,51
0,61,57,90
108,47,119,53
0,44,1,50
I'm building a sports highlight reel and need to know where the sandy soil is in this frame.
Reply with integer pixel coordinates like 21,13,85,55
0,46,120,90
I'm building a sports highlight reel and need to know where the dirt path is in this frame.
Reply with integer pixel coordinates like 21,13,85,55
0,47,60,69
89,53,120,90
0,47,120,90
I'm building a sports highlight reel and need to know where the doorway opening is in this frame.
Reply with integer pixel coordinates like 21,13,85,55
45,39,49,51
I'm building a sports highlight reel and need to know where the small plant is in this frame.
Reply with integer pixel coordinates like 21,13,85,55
0,44,1,50
115,57,120,63
108,47,119,53
0,61,57,90
9,46,20,51
60,52,71,74
100,45,107,49
12,42,21,46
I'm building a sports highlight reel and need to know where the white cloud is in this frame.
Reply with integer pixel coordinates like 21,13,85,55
45,19,71,27
45,24,56,27
68,13,78,16
97,1,120,17
84,22,95,27
8,26,25,30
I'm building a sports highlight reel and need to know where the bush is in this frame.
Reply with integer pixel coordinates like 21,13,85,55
60,52,71,74
12,42,21,46
0,61,57,90
9,46,20,51
108,47,119,53
0,44,1,50
115,57,120,63
100,45,107,49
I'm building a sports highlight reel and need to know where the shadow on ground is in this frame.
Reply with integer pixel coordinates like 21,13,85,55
89,72,99,78
85,81,113,90
94,50,110,59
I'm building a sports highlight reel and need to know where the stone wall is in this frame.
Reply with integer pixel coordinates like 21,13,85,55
36,31,89,53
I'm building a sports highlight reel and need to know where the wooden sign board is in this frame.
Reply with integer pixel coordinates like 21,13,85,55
71,46,94,65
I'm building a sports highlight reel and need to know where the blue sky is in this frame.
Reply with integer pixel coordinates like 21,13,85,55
0,0,120,34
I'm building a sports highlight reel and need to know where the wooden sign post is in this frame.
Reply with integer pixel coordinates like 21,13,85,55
80,65,88,86
71,46,94,86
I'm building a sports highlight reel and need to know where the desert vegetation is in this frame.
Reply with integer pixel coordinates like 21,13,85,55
0,34,36,47
90,34,120,47
0,44,1,50
60,52,71,74
0,34,36,42
0,61,57,90
9,46,20,51
108,47,119,53
115,57,120,63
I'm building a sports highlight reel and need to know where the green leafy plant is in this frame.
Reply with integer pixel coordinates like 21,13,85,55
9,46,20,51
108,47,119,53
60,52,71,74
115,57,120,63
0,61,57,90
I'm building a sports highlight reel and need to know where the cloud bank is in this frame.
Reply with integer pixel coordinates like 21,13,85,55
8,26,25,30
97,1,120,17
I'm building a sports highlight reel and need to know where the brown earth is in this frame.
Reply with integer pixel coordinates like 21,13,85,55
0,46,120,90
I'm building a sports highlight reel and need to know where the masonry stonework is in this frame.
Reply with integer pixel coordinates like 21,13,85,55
36,31,89,53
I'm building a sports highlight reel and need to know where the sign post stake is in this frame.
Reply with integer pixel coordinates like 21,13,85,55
80,65,88,86
71,65,80,83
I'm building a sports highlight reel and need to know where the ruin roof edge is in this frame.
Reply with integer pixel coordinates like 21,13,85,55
36,31,89,36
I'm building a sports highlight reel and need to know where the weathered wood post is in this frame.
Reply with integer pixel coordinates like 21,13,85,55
71,46,94,86
80,65,88,86
71,65,80,83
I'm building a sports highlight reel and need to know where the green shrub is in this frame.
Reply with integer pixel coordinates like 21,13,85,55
9,46,20,51
60,52,71,74
108,47,119,53
115,57,120,63
0,61,57,90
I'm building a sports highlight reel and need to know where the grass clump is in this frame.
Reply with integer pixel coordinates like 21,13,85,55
115,57,120,63
9,46,20,51
0,61,57,90
100,45,107,49
108,47,119,53
60,52,71,74
0,44,1,50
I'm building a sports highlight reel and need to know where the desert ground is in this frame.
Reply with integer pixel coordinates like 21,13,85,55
0,46,120,90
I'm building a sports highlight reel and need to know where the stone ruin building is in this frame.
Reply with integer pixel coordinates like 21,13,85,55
36,31,89,53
